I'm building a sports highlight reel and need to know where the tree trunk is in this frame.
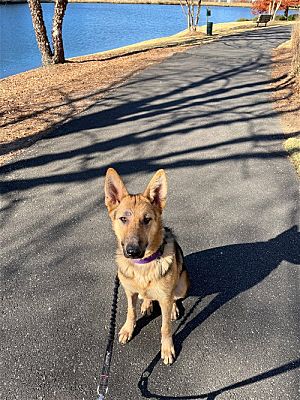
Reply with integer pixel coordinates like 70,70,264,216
52,0,68,64
284,6,289,19
268,2,271,15
195,0,202,27
27,0,53,65
273,0,282,20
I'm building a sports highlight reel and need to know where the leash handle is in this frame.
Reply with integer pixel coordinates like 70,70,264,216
97,274,120,400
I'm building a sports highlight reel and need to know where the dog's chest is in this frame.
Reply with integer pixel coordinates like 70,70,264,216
117,257,174,300
121,273,166,300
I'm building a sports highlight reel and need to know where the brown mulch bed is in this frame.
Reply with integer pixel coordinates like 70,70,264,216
271,41,300,175
0,46,188,165
271,45,300,137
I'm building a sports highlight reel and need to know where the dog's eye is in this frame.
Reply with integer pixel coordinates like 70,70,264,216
143,217,152,225
119,217,127,224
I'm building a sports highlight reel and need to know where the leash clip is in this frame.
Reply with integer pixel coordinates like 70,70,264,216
97,382,108,399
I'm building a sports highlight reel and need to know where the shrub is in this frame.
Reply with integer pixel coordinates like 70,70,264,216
275,15,287,20
274,14,299,22
288,14,299,21
236,18,251,22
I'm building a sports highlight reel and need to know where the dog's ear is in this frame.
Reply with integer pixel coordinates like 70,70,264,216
104,168,128,213
143,169,167,210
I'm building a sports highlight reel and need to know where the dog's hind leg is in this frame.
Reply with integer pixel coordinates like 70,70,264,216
174,270,190,300
171,302,179,321
171,270,190,321
119,290,138,344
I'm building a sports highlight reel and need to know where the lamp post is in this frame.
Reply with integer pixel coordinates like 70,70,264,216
206,8,213,36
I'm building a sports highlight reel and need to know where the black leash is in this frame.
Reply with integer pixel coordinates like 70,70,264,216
97,274,120,400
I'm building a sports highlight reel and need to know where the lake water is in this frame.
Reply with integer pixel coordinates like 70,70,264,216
0,3,254,78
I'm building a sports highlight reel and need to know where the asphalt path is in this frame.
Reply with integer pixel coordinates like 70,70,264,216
1,26,299,400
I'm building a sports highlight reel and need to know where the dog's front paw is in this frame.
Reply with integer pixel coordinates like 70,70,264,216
141,299,153,316
161,337,175,365
119,323,134,344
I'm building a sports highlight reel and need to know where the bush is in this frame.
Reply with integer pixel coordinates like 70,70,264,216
236,18,251,22
288,14,299,22
275,15,287,21
274,14,299,22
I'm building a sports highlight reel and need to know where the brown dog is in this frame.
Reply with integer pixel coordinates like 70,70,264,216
104,168,189,364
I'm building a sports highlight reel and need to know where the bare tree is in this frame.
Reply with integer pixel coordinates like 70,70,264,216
179,0,202,32
268,0,283,20
27,0,53,65
52,0,68,63
27,0,68,66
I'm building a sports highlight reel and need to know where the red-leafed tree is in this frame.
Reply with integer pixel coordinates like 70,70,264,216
252,0,299,20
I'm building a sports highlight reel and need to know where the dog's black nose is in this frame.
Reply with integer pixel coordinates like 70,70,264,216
125,244,143,259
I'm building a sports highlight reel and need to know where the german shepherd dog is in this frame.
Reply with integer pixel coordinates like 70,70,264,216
104,168,189,364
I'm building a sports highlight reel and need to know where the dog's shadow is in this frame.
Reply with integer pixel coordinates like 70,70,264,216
138,225,300,399
175,225,299,352
136,226,299,342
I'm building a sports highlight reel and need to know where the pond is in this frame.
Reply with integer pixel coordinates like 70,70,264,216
0,3,254,78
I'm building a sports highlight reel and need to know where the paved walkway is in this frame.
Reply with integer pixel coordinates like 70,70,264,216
1,26,299,400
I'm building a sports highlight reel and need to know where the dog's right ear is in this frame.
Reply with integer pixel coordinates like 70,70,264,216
104,168,128,213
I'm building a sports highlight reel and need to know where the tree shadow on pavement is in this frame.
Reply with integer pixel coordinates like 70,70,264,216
1,27,297,188
138,225,300,399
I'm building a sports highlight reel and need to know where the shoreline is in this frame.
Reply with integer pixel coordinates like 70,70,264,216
1,21,260,82
0,0,252,7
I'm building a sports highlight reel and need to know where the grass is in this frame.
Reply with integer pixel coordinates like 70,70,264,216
284,138,300,175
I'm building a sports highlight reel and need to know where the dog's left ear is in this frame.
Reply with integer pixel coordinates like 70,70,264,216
143,169,167,210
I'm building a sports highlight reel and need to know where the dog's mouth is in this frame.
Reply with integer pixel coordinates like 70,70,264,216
124,248,145,259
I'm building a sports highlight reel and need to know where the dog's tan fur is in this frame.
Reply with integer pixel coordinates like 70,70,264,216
104,168,189,364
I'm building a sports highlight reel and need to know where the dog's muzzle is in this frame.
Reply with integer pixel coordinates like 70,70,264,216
124,243,145,259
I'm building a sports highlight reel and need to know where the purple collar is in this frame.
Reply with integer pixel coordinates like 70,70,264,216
133,249,162,264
